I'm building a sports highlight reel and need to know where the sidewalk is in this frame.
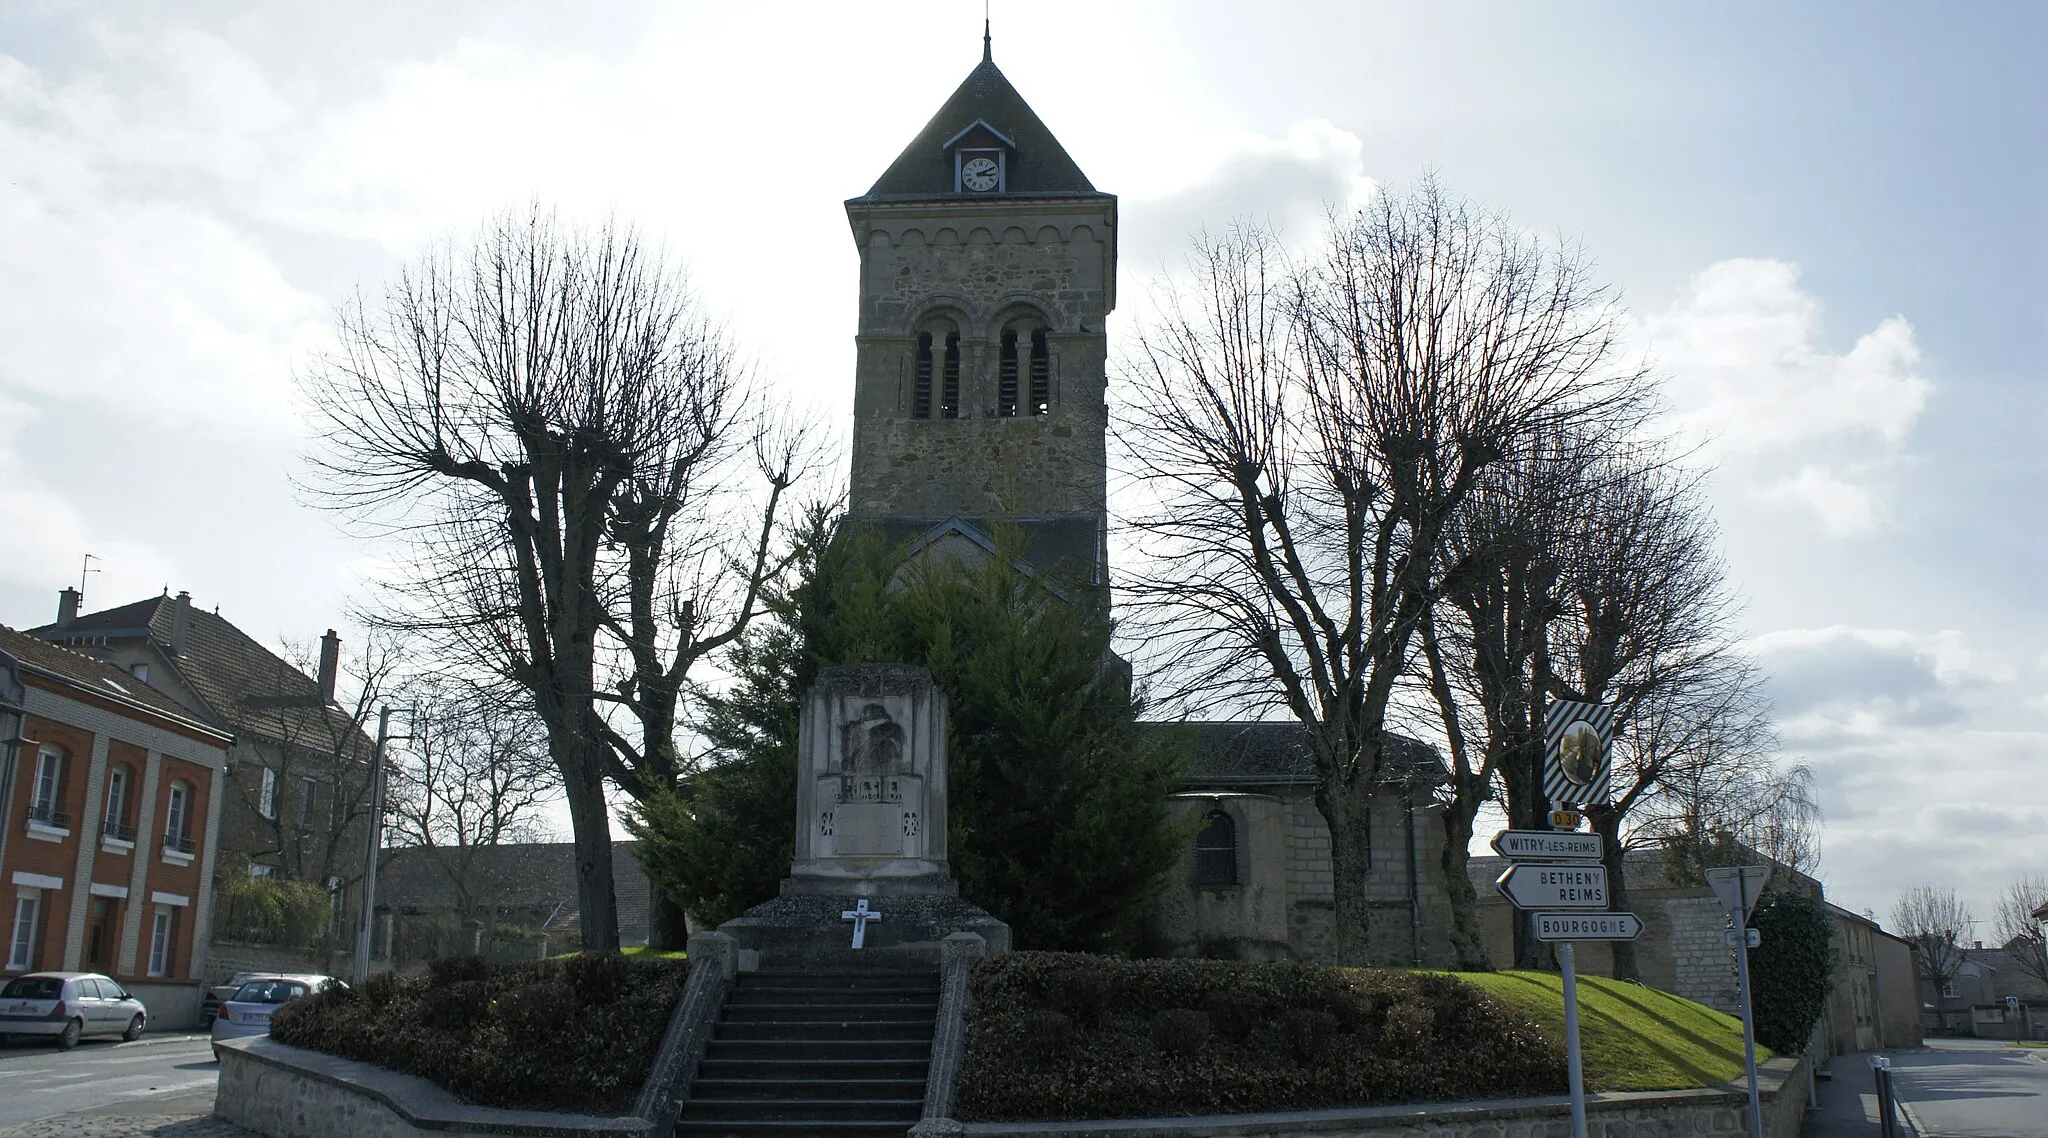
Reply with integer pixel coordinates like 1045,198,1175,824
0,1116,254,1138
1803,1051,1914,1137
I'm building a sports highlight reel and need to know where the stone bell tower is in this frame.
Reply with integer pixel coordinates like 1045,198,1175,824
843,34,1116,587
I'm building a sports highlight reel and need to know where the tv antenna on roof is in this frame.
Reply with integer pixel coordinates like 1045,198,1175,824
79,553,100,606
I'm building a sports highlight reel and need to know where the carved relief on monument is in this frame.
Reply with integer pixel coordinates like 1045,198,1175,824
790,664,950,889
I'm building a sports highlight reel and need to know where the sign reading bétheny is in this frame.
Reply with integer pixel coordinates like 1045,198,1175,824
1495,863,1609,909
1491,829,1603,862
1534,911,1643,942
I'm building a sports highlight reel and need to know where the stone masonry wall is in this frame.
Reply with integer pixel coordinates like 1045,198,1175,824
1279,788,1456,967
1666,895,1740,1015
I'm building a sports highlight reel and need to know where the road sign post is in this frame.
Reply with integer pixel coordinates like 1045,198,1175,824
1558,940,1589,1138
1706,866,1770,1138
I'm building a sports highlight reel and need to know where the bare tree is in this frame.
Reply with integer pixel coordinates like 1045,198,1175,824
383,677,557,922
1892,884,1974,1030
1992,872,2048,985
1118,181,1645,963
300,207,805,950
1633,689,1817,886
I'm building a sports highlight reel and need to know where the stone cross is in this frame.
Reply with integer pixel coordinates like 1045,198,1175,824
841,898,883,949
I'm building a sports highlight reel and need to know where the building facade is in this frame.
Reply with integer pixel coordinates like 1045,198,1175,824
1,627,232,1027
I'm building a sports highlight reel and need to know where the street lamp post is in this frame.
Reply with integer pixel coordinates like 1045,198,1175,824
352,705,411,985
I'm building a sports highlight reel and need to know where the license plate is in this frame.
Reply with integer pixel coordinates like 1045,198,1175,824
3,1002,33,1014
236,1014,269,1024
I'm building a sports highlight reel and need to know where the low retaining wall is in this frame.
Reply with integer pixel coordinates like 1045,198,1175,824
215,1036,653,1138
936,1057,1807,1138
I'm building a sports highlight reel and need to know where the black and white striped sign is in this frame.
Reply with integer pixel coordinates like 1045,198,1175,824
1544,699,1614,808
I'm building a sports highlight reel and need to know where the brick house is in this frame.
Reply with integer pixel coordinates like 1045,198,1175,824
30,590,379,978
1,626,232,1027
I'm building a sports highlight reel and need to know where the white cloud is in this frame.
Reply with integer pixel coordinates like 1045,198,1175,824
1642,258,1931,536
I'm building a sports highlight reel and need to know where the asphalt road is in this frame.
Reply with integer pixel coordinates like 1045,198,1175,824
0,1034,217,1131
1888,1037,2048,1137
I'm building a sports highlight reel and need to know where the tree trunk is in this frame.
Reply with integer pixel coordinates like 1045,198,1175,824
562,757,620,952
1440,794,1492,970
1317,773,1377,966
1592,810,1636,981
646,890,690,950
1500,734,1553,969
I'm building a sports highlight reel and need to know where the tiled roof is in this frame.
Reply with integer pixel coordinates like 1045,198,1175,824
33,595,368,755
0,624,227,736
858,57,1101,200
1171,721,1449,788
376,842,654,943
870,515,1102,590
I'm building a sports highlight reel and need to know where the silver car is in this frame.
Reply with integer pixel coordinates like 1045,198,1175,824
0,972,149,1049
209,974,340,1057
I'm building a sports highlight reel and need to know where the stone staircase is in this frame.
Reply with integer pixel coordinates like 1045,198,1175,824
674,969,939,1138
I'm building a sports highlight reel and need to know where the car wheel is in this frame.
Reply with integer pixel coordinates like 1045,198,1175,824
122,1014,145,1042
56,1019,81,1050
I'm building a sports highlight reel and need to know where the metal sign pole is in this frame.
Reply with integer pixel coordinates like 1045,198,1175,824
1732,899,1764,1138
1559,940,1589,1138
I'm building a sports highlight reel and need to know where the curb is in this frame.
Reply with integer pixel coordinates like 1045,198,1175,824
1895,1098,1927,1136
117,1032,212,1049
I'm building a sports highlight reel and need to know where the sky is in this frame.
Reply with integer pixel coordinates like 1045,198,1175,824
1,1,2042,933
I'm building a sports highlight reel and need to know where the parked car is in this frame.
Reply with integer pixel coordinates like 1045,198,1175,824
0,972,149,1049
210,974,342,1057
200,971,260,1023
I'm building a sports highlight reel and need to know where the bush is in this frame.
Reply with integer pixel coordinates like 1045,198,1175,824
216,865,330,948
955,953,1566,1121
271,952,689,1112
1747,888,1837,1054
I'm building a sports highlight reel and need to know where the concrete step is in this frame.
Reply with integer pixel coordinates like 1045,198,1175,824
726,986,941,1007
715,1019,936,1042
738,973,938,994
721,1001,939,1023
704,1038,932,1063
690,1077,927,1101
674,1122,910,1138
697,1056,931,1082
682,1097,923,1123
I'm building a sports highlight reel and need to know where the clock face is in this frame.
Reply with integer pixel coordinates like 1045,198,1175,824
962,156,999,192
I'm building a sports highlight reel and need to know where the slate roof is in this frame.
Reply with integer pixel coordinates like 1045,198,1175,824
32,595,368,755
1172,721,1449,789
376,841,653,943
872,515,1103,590
0,624,227,737
859,55,1102,200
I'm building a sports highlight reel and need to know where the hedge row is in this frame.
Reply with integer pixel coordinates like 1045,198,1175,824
955,953,1567,1121
269,953,688,1113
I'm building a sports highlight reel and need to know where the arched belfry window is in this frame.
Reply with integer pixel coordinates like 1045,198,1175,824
998,330,1020,417
913,332,934,419
1029,329,1050,414
1194,810,1237,886
941,331,961,419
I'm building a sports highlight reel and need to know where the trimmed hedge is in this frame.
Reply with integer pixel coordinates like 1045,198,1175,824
955,953,1567,1121
269,953,688,1113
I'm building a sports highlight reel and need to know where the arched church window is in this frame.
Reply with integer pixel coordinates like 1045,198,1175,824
941,331,962,419
1029,329,1050,414
1194,810,1237,886
913,332,934,419
998,330,1020,417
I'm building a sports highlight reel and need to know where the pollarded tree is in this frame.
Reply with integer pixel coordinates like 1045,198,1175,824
1991,873,2048,986
1117,181,1647,963
1892,884,1974,1031
301,208,802,950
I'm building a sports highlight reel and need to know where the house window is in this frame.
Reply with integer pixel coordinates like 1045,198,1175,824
7,893,39,970
104,765,132,840
164,782,191,853
130,663,150,683
298,777,318,826
1942,980,1957,999
249,864,274,878
1029,329,1050,414
29,747,62,824
941,332,961,419
1194,811,1238,887
913,332,934,419
328,878,347,930
147,907,176,977
998,329,1020,416
259,767,277,820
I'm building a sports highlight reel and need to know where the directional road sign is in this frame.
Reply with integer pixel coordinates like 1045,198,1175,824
1705,865,1770,917
1496,862,1609,909
1492,829,1603,862
1535,911,1643,942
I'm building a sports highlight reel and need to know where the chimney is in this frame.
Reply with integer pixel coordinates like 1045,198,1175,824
318,630,341,704
170,591,191,655
57,588,79,627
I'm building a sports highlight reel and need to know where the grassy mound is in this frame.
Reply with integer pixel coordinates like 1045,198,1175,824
270,953,688,1113
956,953,1566,1121
1457,970,1768,1092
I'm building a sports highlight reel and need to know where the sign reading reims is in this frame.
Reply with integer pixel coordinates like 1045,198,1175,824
1495,863,1609,909
1492,829,1604,862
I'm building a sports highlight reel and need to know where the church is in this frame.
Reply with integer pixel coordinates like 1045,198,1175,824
838,36,1458,967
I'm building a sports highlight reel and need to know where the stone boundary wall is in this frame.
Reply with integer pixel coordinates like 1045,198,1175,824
932,1057,1806,1138
633,932,735,1132
215,1036,652,1138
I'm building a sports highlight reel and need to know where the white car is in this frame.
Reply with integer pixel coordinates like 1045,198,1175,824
0,973,149,1049
209,974,341,1057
